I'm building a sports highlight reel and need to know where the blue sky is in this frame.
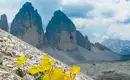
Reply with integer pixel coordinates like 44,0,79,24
0,0,130,42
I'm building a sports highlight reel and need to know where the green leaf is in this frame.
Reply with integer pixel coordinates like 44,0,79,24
15,68,25,77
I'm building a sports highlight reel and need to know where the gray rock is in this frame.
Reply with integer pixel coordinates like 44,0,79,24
94,42,111,51
0,53,4,65
76,30,91,51
10,2,44,48
0,14,9,32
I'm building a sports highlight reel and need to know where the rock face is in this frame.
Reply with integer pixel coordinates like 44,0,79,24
0,14,9,32
94,42,111,51
76,30,91,51
10,2,44,48
45,10,77,51
0,29,92,80
45,10,92,51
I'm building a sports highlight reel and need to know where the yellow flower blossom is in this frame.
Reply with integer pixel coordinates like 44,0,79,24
50,68,64,80
28,66,39,75
42,67,64,80
42,74,49,80
16,56,27,67
64,72,75,80
49,59,55,65
39,53,55,72
40,53,54,65
70,65,80,74
38,65,50,72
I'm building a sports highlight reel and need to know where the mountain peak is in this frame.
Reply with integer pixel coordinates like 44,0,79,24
54,10,66,17
10,2,44,48
1,14,7,21
20,2,34,12
46,10,76,33
0,14,9,32
48,10,71,25
23,2,32,6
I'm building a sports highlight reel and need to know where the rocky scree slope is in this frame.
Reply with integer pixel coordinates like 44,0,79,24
0,29,93,80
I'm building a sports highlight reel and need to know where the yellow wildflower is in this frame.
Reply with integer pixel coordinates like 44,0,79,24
49,59,55,65
42,73,50,80
50,68,64,80
28,66,39,75
16,56,27,67
64,72,75,80
42,67,64,80
40,53,54,65
38,65,50,72
70,65,80,74
39,53,55,72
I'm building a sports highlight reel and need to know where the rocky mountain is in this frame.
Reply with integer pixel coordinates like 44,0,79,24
10,2,44,48
42,10,121,65
0,14,9,32
102,39,130,55
0,29,93,80
45,10,77,51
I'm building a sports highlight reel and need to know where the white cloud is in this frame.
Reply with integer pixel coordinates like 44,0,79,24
60,0,130,42
107,24,130,40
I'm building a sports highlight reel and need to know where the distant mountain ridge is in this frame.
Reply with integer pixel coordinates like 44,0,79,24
102,38,130,55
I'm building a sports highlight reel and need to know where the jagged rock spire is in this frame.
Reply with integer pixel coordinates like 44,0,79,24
10,2,44,48
0,14,9,32
45,10,76,50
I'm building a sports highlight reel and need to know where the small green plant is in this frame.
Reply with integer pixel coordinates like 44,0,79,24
15,68,25,77
15,56,27,77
